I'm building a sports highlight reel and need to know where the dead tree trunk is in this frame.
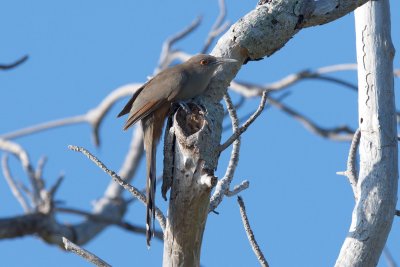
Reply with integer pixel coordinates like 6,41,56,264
161,1,372,266
335,1,397,266
162,106,223,267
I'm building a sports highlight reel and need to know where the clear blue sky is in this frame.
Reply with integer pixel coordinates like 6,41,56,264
1,1,399,266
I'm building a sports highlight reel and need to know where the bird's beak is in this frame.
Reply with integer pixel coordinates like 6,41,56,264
215,57,238,65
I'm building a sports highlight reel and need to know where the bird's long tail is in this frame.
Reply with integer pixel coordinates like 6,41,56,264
144,122,157,248
142,104,169,248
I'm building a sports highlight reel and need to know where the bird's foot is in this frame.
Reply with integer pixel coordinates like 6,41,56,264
191,102,206,114
178,101,191,113
177,101,205,114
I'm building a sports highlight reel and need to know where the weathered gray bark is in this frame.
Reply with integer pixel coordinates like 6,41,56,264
162,106,220,267
162,1,370,266
335,1,397,266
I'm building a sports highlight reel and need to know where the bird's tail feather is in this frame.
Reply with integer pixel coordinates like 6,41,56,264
142,104,169,248
144,122,157,248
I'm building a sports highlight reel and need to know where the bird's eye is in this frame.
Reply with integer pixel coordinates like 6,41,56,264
200,59,209,65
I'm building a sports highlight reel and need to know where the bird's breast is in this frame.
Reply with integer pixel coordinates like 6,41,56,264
175,75,210,101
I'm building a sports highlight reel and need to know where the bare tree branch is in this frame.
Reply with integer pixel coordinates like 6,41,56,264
268,98,355,141
231,65,399,98
1,1,389,265
56,207,163,240
223,95,245,117
0,83,141,145
222,91,292,133
0,139,133,246
2,62,394,143
68,145,166,231
210,92,246,211
62,237,111,267
0,55,28,70
225,180,250,197
228,65,400,142
0,139,41,208
230,64,358,98
237,196,269,267
1,154,31,212
0,213,72,242
0,115,87,140
105,126,144,198
337,128,361,198
48,174,64,198
219,90,269,151
155,17,202,73
336,1,397,265
201,0,229,54
34,156,47,191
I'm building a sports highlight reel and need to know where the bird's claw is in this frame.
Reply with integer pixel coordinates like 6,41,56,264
191,102,205,114
177,101,205,114
178,102,191,113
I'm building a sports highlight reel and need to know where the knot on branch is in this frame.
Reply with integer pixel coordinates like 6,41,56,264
200,168,218,188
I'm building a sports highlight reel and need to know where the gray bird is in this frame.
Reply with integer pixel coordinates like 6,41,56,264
118,54,237,246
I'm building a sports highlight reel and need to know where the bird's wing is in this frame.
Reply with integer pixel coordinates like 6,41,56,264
119,68,188,130
118,79,167,130
122,99,166,130
117,82,148,118
166,70,188,101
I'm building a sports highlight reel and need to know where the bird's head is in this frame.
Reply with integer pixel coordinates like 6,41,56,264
186,54,238,77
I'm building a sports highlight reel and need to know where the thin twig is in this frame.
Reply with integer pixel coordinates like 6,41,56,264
1,154,31,212
210,93,244,211
219,90,269,151
49,174,64,197
222,95,268,133
56,207,163,240
268,98,355,141
201,0,229,53
0,139,40,208
237,196,269,267
0,83,141,145
125,175,163,204
155,17,202,73
227,65,361,142
346,128,361,186
228,66,398,142
230,64,358,98
62,237,111,267
34,156,47,191
105,126,145,199
223,95,246,117
0,115,86,140
311,76,357,91
68,145,166,231
225,180,250,197
16,181,33,203
0,55,29,70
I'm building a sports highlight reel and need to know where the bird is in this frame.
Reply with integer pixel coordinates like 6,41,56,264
117,54,237,247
